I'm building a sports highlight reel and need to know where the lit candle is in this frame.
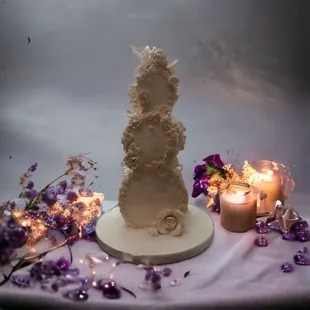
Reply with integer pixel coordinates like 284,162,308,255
248,168,284,214
220,182,257,233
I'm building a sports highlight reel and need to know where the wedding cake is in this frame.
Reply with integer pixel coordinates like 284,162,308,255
96,47,214,265
119,46,189,236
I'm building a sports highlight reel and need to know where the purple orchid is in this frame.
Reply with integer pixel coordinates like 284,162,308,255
192,175,209,198
202,154,224,168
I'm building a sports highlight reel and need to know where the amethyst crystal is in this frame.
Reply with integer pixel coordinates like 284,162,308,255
256,221,270,234
254,236,268,247
281,262,293,273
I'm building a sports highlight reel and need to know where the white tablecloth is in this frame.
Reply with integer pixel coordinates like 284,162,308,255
1,196,310,310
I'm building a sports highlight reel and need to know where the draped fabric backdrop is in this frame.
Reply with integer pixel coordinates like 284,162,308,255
0,0,309,204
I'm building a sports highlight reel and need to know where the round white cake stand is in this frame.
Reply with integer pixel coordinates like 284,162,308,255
96,204,214,265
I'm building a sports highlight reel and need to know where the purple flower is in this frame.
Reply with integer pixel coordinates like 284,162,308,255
67,191,78,202
79,188,94,197
56,257,70,271
29,163,38,172
193,164,206,180
202,154,224,168
25,181,34,189
281,263,293,273
192,175,209,198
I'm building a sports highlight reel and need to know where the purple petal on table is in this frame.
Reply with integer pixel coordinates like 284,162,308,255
296,231,310,242
282,233,296,241
281,262,293,273
11,274,32,288
254,236,268,247
255,221,270,234
162,267,172,277
302,247,308,253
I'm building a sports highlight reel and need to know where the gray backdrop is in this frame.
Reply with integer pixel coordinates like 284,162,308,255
0,0,309,203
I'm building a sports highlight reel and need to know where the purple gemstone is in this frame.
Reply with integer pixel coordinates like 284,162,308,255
56,257,70,271
282,233,296,241
254,236,268,247
256,221,270,234
281,262,293,273
78,188,94,197
294,252,310,265
11,275,31,288
99,280,121,299
63,288,89,301
162,267,172,277
66,268,80,277
296,231,309,242
67,191,78,202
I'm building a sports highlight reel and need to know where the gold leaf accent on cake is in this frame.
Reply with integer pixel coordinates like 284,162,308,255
156,209,185,236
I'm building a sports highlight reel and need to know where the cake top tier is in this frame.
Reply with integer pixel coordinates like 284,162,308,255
129,46,179,114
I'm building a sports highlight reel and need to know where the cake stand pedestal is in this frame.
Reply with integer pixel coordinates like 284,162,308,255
96,205,214,265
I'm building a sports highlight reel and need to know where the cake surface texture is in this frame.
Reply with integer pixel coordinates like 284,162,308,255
118,46,189,236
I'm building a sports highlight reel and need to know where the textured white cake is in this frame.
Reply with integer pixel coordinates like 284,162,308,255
119,46,189,237
96,47,214,265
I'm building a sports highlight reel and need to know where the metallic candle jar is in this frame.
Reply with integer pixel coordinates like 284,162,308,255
248,160,295,214
220,182,257,233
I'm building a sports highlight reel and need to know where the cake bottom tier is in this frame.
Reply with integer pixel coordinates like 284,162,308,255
95,205,214,265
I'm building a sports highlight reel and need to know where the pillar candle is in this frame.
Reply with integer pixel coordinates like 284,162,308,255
249,169,284,214
220,183,257,233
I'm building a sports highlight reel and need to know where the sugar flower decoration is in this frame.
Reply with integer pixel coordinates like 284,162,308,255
156,209,185,236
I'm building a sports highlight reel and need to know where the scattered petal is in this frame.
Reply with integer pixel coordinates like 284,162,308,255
183,271,190,278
